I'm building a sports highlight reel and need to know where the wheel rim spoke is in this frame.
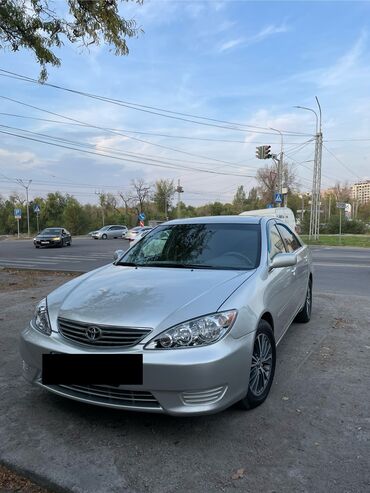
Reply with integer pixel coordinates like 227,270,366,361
249,333,273,396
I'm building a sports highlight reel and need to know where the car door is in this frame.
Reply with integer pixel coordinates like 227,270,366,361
107,226,116,239
266,220,297,341
276,223,309,316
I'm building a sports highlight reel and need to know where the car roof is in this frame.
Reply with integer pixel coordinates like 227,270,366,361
164,215,262,225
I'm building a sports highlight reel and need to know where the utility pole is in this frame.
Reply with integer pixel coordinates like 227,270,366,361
176,179,184,218
16,179,32,237
294,97,323,240
270,128,284,208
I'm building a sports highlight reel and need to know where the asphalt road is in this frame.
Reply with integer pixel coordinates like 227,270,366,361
0,270,369,493
1,239,369,297
0,237,128,272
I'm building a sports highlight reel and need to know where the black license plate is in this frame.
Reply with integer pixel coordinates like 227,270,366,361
42,354,143,385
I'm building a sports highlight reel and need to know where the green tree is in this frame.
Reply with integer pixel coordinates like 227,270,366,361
0,0,143,80
62,196,89,234
153,179,176,219
42,192,68,227
232,185,247,213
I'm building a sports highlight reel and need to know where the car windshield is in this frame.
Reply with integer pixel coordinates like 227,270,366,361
40,228,61,235
118,223,261,270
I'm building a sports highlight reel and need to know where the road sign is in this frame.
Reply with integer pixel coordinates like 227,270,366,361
34,204,40,213
274,193,283,203
336,202,346,209
138,212,145,221
14,208,22,219
266,204,273,209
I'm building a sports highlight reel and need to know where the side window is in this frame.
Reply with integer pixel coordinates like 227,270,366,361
277,224,301,252
268,223,285,259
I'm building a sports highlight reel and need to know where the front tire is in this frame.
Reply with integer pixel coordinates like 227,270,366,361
102,234,107,240
238,320,276,410
294,278,312,323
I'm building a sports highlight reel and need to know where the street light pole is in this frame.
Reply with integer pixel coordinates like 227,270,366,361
294,98,323,240
270,128,284,207
16,179,32,237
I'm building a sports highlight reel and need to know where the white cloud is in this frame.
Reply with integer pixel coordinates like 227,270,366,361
219,22,289,52
219,37,245,52
319,30,367,87
0,148,39,170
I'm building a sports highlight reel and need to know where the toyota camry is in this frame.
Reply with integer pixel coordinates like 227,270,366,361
20,216,312,416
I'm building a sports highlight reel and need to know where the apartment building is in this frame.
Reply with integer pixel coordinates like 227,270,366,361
351,180,370,204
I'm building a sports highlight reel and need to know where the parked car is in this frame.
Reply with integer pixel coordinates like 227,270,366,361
33,228,72,248
124,226,153,242
21,216,312,416
92,225,128,240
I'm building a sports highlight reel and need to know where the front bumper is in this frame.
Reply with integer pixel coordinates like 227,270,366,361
20,325,254,416
34,239,61,247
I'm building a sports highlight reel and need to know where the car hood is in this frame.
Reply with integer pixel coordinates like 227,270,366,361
36,234,61,239
47,264,255,336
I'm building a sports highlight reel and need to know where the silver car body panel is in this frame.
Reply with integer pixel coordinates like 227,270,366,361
20,215,312,415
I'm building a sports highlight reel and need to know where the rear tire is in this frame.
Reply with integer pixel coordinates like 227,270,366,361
294,279,312,323
238,320,276,410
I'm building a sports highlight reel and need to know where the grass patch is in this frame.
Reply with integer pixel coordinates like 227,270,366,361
301,234,370,248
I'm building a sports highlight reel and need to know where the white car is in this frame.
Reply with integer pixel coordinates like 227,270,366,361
124,226,153,242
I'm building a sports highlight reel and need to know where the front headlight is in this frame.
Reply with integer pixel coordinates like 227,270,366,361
145,310,237,350
32,298,52,335
52,236,61,241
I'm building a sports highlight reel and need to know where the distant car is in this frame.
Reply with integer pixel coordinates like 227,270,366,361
34,228,72,248
92,225,128,240
124,226,153,242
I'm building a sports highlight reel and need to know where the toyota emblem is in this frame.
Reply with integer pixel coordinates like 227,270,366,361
85,325,102,342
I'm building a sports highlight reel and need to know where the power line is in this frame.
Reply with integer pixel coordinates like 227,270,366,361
0,68,312,137
0,112,309,145
0,128,258,179
322,144,362,181
0,95,259,171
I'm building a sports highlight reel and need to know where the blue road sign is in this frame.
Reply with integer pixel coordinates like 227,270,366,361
267,204,273,209
14,208,22,219
34,204,41,213
138,212,145,221
274,193,283,203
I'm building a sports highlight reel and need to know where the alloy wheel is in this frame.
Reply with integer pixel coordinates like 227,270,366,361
249,333,273,396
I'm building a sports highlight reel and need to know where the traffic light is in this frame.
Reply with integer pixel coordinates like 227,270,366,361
256,146,264,159
256,145,273,159
263,145,272,159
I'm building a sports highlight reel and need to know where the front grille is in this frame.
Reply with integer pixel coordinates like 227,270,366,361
58,317,151,348
182,386,227,405
49,384,161,409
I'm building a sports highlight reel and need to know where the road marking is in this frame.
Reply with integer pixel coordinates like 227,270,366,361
0,258,60,264
314,262,370,268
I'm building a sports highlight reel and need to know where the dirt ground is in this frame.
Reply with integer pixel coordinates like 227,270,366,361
0,269,78,493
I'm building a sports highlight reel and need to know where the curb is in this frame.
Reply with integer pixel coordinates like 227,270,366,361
0,458,71,493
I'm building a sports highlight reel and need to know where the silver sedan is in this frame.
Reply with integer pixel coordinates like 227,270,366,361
20,216,313,416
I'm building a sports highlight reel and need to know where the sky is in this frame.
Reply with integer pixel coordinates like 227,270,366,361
1,0,370,206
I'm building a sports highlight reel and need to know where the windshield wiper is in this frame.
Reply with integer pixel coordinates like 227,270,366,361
116,261,139,267
138,262,219,269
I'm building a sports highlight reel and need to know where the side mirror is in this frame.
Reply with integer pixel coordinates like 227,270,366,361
113,249,124,262
269,252,297,270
